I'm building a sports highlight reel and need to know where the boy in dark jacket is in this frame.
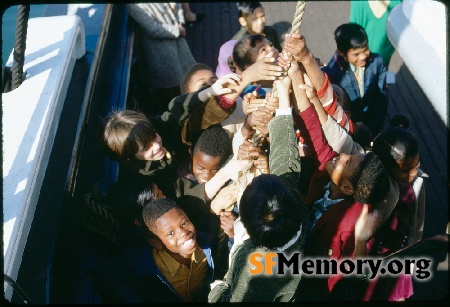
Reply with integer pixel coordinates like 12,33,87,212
232,2,282,52
93,198,214,303
322,23,387,136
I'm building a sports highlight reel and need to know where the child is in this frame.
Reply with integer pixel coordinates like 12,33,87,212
347,121,424,301
288,62,396,300
103,74,240,198
93,198,214,303
175,125,248,278
371,120,425,247
179,62,247,140
322,23,387,136
180,63,218,95
209,76,307,303
232,2,282,52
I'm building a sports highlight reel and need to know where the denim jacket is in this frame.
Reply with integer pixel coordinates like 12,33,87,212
322,51,387,135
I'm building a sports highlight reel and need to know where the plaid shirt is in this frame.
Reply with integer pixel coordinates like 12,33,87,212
306,182,343,236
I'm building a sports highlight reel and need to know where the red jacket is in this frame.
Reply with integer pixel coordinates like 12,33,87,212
300,105,363,292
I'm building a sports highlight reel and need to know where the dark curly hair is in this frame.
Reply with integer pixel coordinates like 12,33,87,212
349,152,390,204
352,122,373,151
372,126,419,175
193,125,232,166
389,113,410,129
180,63,215,95
236,2,263,18
230,34,266,72
334,23,369,55
142,198,179,233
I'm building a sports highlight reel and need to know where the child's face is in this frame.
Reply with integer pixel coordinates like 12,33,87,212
187,69,218,93
192,151,222,184
344,46,370,68
153,208,197,259
134,133,165,161
243,7,266,35
391,153,420,184
325,153,366,191
248,38,279,66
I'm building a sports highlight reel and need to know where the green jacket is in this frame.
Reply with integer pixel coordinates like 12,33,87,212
208,115,304,302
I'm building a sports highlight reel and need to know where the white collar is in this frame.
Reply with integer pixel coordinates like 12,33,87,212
277,225,302,252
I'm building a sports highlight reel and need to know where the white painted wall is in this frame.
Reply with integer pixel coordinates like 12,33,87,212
2,15,85,300
387,0,447,126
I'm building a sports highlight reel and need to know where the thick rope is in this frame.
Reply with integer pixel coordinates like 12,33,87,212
272,1,306,96
11,5,30,90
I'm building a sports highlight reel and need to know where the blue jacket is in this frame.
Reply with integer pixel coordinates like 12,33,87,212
93,231,214,303
322,51,387,135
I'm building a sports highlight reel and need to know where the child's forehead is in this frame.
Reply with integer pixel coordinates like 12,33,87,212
156,208,186,225
246,6,264,17
191,69,216,80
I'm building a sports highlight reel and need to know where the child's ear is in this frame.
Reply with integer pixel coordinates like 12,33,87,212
339,179,354,196
238,16,247,27
148,238,163,250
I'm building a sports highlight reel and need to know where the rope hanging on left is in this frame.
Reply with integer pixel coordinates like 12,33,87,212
272,1,306,97
11,5,30,90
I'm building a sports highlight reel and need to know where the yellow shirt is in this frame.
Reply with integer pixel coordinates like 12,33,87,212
152,245,208,302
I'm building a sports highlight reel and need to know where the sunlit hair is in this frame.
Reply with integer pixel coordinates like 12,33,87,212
103,110,157,159
372,126,419,176
230,34,266,72
236,2,263,18
334,23,369,55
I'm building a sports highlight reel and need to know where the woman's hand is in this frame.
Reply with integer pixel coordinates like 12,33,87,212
178,23,186,37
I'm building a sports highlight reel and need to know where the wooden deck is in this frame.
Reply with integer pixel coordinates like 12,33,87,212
186,2,448,301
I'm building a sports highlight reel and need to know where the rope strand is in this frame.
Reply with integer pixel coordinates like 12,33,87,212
11,5,30,90
272,1,306,96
